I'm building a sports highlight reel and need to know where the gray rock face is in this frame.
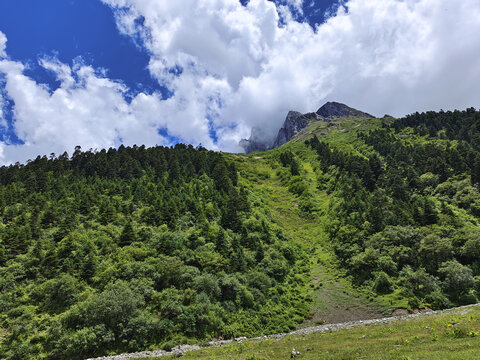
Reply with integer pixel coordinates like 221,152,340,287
272,111,308,148
302,112,324,121
240,101,375,154
316,101,375,119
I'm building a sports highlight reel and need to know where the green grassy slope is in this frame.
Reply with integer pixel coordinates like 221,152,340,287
3,108,480,359
228,116,413,325
150,109,480,358
223,109,480,339
226,132,392,327
161,304,480,360
262,111,480,314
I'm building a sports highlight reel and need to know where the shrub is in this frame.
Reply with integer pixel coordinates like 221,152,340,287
439,260,474,300
373,271,394,294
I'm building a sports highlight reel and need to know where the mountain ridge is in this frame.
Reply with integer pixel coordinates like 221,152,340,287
240,101,375,154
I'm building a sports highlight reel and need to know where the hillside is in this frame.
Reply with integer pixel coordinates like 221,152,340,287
0,145,312,359
240,101,375,153
1,107,480,359
134,303,480,359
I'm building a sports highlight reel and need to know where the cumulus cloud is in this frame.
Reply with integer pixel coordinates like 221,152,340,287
0,29,223,163
0,53,220,163
99,0,480,150
0,95,4,129
0,58,145,161
276,0,304,16
1,0,480,163
0,31,8,138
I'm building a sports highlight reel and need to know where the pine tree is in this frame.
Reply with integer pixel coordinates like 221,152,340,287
230,236,246,272
119,221,136,247
215,229,229,256
472,154,480,185
221,188,241,231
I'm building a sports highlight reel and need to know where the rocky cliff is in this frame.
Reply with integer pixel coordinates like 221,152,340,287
272,111,309,148
316,101,375,119
240,101,375,154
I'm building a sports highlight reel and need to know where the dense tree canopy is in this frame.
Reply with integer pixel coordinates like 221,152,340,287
0,144,308,359
307,108,480,309
3,108,480,359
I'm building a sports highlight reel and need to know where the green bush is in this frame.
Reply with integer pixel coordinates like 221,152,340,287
373,272,394,294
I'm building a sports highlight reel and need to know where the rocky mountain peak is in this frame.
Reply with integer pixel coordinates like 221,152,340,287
272,111,309,148
316,101,375,119
240,101,375,154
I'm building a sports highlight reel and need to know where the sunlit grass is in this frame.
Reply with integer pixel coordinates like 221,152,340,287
156,305,480,360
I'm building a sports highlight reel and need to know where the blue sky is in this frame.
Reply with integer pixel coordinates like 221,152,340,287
0,0,335,94
0,0,479,163
0,1,157,95
0,0,336,153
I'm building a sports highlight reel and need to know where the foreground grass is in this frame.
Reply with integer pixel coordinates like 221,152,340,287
156,305,480,360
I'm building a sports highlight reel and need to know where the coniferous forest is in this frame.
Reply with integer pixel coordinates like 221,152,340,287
2,108,480,359
306,108,480,307
0,144,307,359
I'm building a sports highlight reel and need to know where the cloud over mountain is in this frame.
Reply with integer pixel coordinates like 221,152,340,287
103,0,480,148
1,0,480,163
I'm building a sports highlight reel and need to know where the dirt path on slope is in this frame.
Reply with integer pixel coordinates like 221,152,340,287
302,255,388,327
283,161,388,326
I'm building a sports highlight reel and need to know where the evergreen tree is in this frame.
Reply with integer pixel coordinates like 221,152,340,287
119,221,136,247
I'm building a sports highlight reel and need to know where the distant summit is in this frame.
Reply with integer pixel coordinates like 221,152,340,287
316,101,375,119
272,111,309,148
241,102,375,153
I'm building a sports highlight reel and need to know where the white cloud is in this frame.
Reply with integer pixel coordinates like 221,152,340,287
0,95,4,129
0,56,175,163
0,31,6,58
2,0,480,162
99,0,480,151
0,28,225,163
0,31,8,134
284,0,304,15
